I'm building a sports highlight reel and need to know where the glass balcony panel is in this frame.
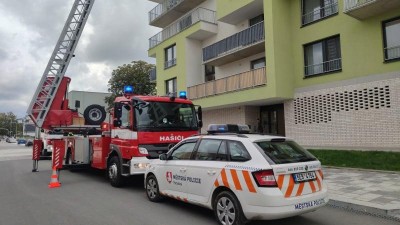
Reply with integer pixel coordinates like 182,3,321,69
202,22,265,64
149,7,217,49
149,0,207,27
344,0,400,20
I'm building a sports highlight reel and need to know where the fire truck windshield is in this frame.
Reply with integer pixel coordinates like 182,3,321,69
135,102,198,131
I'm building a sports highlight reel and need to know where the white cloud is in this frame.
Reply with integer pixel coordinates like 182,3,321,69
0,0,159,118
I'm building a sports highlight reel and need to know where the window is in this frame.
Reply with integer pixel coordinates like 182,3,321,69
170,141,196,160
250,14,264,26
205,65,215,82
227,141,251,162
255,140,316,164
120,104,131,128
165,78,177,96
195,139,227,161
383,17,400,61
301,0,338,26
165,44,176,69
251,57,265,70
304,35,341,77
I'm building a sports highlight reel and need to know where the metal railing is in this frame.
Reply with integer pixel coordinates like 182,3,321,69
344,0,375,11
187,67,266,99
302,1,338,25
164,58,177,69
305,58,342,76
149,68,156,81
202,21,264,62
149,0,184,23
149,7,216,49
385,45,400,60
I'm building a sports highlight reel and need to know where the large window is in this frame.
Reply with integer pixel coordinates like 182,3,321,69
383,17,400,61
250,14,264,26
251,57,266,70
301,0,338,26
204,65,215,82
165,78,177,96
164,44,176,69
304,35,341,77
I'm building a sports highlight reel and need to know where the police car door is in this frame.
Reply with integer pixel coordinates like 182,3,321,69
186,138,227,203
157,139,197,199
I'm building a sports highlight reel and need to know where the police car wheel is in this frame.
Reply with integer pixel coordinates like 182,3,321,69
146,174,163,202
213,191,247,225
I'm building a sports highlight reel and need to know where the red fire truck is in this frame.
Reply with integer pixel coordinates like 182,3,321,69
26,0,202,186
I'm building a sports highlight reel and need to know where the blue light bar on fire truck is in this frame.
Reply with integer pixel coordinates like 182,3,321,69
124,85,134,94
207,124,250,134
179,91,187,99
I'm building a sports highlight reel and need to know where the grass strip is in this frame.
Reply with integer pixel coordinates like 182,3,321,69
307,149,400,172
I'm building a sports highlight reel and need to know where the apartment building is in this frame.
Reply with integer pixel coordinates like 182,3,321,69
147,0,400,149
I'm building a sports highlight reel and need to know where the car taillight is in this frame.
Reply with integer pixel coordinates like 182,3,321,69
252,170,277,187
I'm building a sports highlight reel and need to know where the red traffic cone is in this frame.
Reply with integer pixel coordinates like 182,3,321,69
48,167,61,188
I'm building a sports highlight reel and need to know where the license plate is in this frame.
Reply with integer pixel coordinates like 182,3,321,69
293,172,316,183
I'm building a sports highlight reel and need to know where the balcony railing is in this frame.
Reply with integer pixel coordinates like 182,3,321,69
149,0,184,24
385,45,400,61
202,21,264,62
302,1,338,25
164,58,177,69
149,7,216,49
305,58,342,77
149,68,156,82
187,67,266,99
344,0,375,11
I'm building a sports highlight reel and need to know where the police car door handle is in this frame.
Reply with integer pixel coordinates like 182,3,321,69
207,170,216,175
180,168,186,172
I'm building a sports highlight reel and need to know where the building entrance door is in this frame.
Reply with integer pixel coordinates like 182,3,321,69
259,104,285,136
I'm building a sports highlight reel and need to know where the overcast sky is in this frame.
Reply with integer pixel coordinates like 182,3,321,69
0,0,159,119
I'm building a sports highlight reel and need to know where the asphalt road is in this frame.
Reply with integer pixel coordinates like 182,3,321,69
0,141,398,225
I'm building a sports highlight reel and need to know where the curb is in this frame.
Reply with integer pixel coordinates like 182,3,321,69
327,199,400,222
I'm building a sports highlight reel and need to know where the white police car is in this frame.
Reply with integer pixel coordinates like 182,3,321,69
145,124,328,225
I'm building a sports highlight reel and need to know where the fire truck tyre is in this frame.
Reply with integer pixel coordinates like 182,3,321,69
84,104,106,125
108,156,125,187
146,174,164,202
213,191,248,225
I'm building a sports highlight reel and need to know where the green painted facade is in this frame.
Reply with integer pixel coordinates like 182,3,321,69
149,0,400,108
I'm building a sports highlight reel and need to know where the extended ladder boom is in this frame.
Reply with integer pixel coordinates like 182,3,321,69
27,0,95,128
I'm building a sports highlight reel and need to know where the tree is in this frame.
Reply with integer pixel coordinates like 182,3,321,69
105,60,156,108
0,112,21,137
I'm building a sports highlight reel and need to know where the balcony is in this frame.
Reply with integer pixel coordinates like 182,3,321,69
304,58,342,77
202,21,265,66
149,0,206,28
149,68,156,82
302,1,338,25
149,7,217,49
187,67,266,100
385,45,400,61
344,0,400,20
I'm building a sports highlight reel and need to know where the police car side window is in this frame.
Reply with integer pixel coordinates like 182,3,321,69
227,141,251,162
170,142,196,160
195,139,222,161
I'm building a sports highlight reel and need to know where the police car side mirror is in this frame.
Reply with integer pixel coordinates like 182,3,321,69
159,153,167,161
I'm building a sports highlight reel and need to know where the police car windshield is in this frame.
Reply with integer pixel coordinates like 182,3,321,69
135,102,198,131
254,140,317,164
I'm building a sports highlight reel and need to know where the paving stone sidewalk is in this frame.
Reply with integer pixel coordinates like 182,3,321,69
323,167,400,220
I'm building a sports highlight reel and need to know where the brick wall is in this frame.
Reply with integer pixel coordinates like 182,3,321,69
285,75,400,150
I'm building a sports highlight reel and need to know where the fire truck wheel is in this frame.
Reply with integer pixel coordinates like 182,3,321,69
108,156,125,187
84,104,106,125
146,174,164,202
213,191,248,225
